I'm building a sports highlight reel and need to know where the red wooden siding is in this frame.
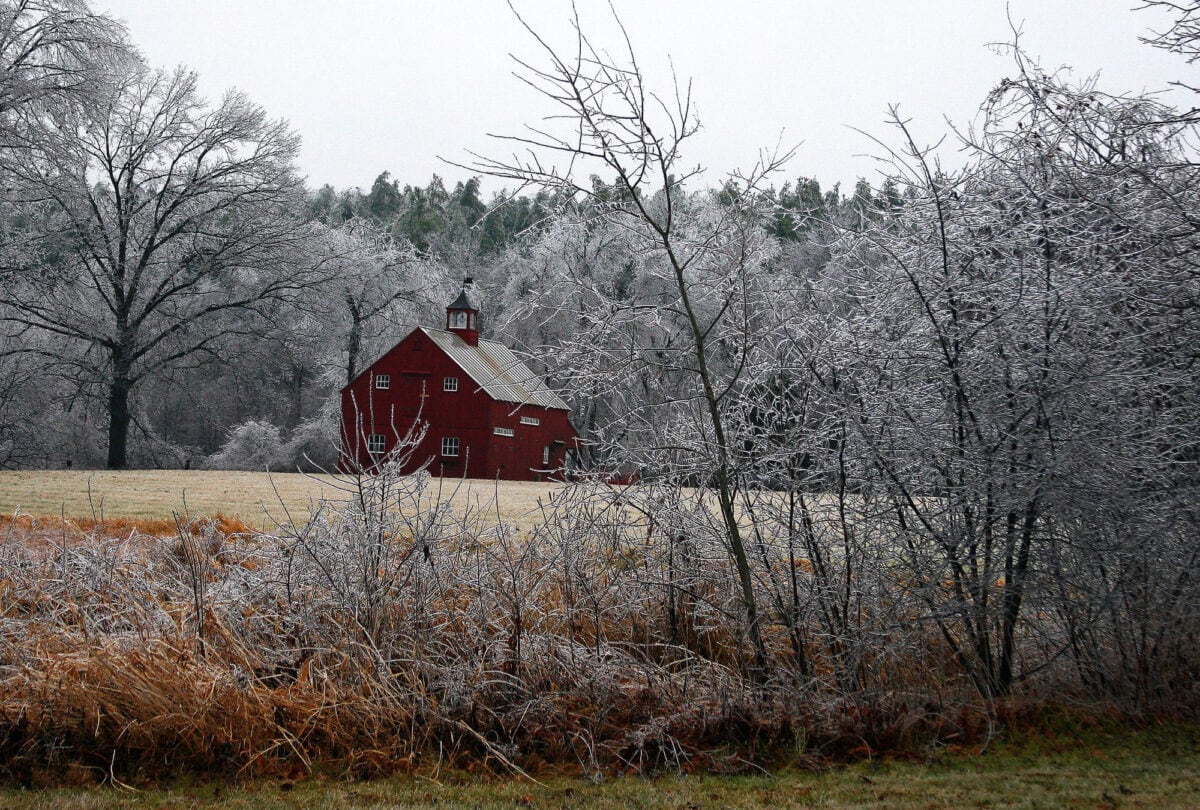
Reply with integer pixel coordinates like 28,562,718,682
340,328,579,481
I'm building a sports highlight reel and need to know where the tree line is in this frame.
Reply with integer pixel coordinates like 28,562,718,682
0,0,894,472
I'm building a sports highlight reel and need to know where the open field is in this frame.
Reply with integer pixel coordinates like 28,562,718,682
2,721,1198,808
0,470,571,528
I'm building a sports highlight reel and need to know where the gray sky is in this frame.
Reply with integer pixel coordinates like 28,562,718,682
96,1,1191,195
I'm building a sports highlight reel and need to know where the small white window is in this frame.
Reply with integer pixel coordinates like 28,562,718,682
368,434,386,454
520,416,540,426
443,376,458,392
542,446,551,466
441,437,460,457
493,426,514,437
375,374,390,390
449,310,468,329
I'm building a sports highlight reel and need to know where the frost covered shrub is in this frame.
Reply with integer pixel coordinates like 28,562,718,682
205,420,286,471
0,470,1196,783
282,410,340,472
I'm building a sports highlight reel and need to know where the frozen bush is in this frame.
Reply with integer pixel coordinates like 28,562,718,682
282,410,340,472
205,420,287,471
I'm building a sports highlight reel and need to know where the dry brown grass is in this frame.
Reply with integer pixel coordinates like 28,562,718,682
0,513,255,552
0,470,570,529
0,477,972,787
1,471,1191,788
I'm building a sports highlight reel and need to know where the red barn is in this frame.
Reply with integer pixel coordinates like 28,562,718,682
339,280,579,480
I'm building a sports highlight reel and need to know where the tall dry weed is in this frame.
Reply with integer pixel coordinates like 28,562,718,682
0,468,1193,785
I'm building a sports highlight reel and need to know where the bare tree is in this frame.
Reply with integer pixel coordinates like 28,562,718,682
314,220,440,385
818,44,1200,699
0,63,319,468
467,7,794,679
1141,1,1200,66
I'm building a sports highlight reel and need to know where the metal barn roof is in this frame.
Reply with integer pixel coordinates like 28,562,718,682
420,327,569,410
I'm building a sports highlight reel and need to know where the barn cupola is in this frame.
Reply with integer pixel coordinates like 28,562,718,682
446,277,480,346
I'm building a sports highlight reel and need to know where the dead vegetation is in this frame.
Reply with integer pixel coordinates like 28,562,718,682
0,466,1195,787
0,474,940,784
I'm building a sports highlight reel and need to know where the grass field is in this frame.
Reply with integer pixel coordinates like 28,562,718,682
0,469,570,529
1,721,1197,808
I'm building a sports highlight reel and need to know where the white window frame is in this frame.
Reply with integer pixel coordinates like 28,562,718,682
449,310,468,329
520,416,540,426
374,374,390,390
542,446,551,466
441,437,460,457
368,434,386,454
443,376,458,392
493,426,514,437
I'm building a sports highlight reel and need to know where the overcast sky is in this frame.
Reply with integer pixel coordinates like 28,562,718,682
96,1,1191,196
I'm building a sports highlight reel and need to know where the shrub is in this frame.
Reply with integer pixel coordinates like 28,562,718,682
204,420,286,471
281,411,340,472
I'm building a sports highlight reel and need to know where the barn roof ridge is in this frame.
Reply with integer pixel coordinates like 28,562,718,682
419,327,569,411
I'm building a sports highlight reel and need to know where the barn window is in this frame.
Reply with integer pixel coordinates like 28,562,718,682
443,376,458,392
368,434,386,454
542,446,551,466
493,426,514,437
520,416,540,426
449,310,468,329
375,374,390,390
441,437,460,457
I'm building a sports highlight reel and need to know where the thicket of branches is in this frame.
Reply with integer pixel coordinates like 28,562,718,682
467,4,1200,713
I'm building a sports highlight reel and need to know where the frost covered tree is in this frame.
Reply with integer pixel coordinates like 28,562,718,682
818,45,1200,698
0,61,319,468
469,7,796,678
0,0,131,145
315,220,442,385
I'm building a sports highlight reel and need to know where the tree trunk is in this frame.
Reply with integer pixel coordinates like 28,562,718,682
107,367,132,470
289,363,306,428
669,250,769,680
997,498,1039,695
346,302,363,385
